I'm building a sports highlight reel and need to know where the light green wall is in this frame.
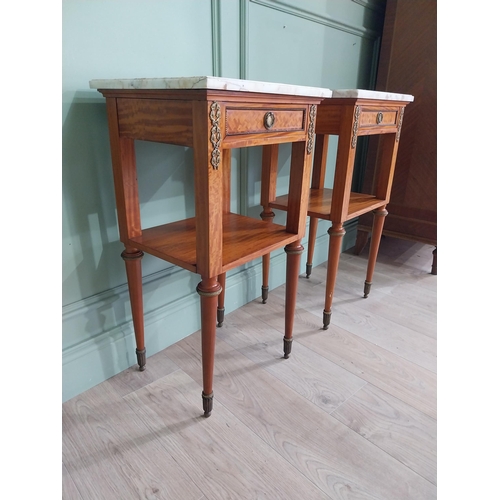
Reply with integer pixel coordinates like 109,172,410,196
62,0,386,402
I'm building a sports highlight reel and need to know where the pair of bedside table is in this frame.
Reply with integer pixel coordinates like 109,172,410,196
90,76,413,416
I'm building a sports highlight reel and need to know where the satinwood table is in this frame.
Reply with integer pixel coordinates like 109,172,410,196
89,76,331,416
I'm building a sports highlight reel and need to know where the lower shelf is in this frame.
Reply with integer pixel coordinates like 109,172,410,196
270,189,387,221
128,212,300,274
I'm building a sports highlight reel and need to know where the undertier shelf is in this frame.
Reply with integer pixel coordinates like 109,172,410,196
270,189,387,221
128,212,299,273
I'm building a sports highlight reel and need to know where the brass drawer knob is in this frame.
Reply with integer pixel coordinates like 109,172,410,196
264,112,275,130
376,112,384,124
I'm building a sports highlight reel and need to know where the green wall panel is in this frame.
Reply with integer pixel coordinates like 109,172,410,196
247,0,377,88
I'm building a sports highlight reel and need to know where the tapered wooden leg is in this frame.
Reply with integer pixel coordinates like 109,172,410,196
260,144,279,304
260,210,275,304
306,217,319,278
364,208,388,298
323,224,345,330
217,273,226,327
283,240,304,358
431,247,437,275
121,247,146,371
261,254,270,304
197,276,222,417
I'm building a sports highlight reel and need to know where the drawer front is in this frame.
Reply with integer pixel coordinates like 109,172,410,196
225,107,305,135
359,108,398,128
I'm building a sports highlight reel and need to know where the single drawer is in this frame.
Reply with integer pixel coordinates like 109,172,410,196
225,107,305,135
359,108,398,128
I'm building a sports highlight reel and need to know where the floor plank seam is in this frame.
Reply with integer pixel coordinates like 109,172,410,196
328,321,437,374
117,365,184,400
215,397,334,499
327,383,437,487
327,382,369,415
322,415,436,488
324,323,438,377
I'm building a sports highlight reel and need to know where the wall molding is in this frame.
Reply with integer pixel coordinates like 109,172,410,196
249,0,380,40
240,0,381,82
239,0,250,79
62,262,181,320
238,0,250,215
211,0,222,76
351,0,385,15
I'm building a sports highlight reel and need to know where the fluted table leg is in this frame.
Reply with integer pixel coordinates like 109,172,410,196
322,224,345,330
283,240,304,358
197,277,222,417
306,217,319,278
364,208,388,298
121,247,146,371
217,273,226,327
260,209,275,304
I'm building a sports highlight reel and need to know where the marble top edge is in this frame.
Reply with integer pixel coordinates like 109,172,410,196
89,76,333,98
331,89,414,102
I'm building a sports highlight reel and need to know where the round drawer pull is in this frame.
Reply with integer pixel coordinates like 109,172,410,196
376,112,384,124
264,112,275,130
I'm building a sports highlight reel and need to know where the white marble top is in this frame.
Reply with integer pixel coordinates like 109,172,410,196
89,76,333,98
331,89,414,102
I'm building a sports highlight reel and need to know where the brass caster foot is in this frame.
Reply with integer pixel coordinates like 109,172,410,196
202,391,213,417
363,281,372,298
262,286,269,304
283,337,293,359
322,311,331,330
136,348,146,371
217,307,225,327
305,263,312,278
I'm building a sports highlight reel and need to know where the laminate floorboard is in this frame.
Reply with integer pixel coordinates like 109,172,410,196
246,298,437,419
219,308,368,414
166,334,435,499
62,379,204,500
125,369,332,500
62,463,83,500
107,348,180,397
332,384,437,485
325,297,435,372
269,280,436,372
62,236,437,499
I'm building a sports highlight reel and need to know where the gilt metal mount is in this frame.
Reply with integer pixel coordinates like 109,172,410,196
307,105,317,154
209,101,221,170
351,105,361,148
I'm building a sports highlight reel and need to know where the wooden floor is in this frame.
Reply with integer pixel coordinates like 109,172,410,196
62,236,437,499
